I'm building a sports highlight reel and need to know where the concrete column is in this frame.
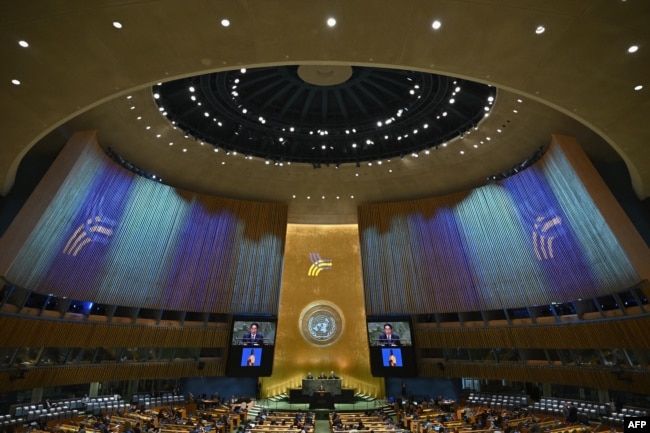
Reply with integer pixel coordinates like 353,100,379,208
126,380,139,402
31,387,43,404
598,389,609,403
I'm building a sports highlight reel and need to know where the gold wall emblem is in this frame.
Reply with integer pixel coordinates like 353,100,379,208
299,301,344,347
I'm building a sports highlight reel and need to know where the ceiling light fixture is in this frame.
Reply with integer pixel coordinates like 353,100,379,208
112,21,123,29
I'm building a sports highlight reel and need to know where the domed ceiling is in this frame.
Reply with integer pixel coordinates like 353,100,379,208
153,65,495,166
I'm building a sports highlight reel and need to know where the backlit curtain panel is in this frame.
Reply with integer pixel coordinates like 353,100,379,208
6,152,287,314
358,144,639,315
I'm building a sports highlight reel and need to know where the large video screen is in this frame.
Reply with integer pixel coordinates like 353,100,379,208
367,316,417,377
226,316,277,377
230,319,277,346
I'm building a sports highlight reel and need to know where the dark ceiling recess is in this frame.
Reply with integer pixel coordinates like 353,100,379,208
153,65,496,166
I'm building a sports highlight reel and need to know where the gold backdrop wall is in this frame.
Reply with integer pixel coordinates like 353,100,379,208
261,224,384,398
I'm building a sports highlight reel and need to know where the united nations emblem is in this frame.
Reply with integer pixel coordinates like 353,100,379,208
308,313,336,340
299,301,344,346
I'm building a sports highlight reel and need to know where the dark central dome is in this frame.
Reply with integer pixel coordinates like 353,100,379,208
153,65,496,166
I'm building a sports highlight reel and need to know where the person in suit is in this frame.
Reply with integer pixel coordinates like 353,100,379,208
328,370,337,379
318,371,327,379
378,323,401,346
565,403,578,424
242,322,264,346
306,372,313,379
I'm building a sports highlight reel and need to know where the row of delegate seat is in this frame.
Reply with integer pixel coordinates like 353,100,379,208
604,407,648,426
85,400,130,416
466,392,529,411
13,397,85,417
0,414,22,430
8,395,128,424
531,397,609,421
5,405,82,426
132,394,185,409
1,394,185,428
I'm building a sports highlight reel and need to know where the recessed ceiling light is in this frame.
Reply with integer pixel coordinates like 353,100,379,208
11,79,21,86
112,21,123,29
18,40,29,48
535,25,545,34
628,45,639,53
634,85,643,91
431,20,442,30
327,17,337,27
221,19,230,27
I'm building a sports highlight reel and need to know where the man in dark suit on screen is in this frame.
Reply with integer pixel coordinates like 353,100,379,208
242,322,264,346
378,323,401,346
